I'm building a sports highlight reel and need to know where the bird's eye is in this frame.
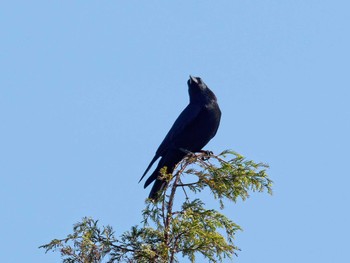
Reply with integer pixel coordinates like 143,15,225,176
197,78,202,83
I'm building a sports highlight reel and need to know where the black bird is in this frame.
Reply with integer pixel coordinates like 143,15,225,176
139,75,221,200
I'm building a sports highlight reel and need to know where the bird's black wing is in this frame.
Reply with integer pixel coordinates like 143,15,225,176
139,103,202,183
156,103,202,156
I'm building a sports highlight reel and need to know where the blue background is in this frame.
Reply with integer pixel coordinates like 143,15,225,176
1,1,349,262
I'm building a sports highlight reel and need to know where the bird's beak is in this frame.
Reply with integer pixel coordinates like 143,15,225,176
189,75,198,84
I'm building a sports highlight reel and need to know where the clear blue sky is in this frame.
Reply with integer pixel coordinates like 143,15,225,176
1,1,349,262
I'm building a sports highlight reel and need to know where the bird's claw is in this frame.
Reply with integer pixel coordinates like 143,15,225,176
200,150,213,161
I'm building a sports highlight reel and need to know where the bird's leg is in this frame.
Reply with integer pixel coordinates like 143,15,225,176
198,150,213,155
179,148,195,156
179,148,198,162
179,148,212,161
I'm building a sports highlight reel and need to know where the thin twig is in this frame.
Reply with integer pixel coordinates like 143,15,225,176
176,182,200,187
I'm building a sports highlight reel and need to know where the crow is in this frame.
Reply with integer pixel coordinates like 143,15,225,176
139,75,221,200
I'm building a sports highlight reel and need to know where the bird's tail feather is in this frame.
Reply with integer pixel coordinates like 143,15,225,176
147,164,175,200
148,179,167,200
144,168,161,189
139,154,159,183
144,150,186,201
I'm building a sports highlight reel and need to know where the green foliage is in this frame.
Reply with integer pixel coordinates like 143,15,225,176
40,150,272,262
183,150,272,209
40,218,116,263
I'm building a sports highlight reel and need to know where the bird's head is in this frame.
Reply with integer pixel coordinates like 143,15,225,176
187,75,217,103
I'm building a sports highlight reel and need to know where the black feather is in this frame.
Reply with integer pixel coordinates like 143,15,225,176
139,76,221,200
